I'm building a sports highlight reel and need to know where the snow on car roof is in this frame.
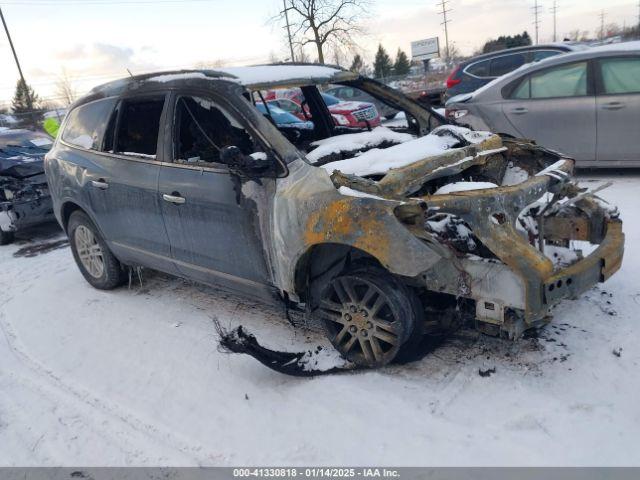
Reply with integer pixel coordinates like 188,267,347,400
217,65,355,88
145,65,356,89
89,64,358,101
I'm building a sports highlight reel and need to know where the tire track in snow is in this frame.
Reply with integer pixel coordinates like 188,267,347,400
0,307,215,464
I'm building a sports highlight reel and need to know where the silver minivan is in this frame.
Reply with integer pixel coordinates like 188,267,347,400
445,42,640,167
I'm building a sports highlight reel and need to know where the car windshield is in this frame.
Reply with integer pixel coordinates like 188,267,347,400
321,93,341,106
256,103,303,125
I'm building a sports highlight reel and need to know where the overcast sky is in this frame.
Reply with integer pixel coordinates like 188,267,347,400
0,0,637,107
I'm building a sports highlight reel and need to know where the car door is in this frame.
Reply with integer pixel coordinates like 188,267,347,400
158,92,273,299
60,94,177,274
501,60,596,161
595,55,640,163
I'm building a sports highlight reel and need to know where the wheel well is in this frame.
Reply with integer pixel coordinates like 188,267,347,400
293,243,383,304
60,201,83,232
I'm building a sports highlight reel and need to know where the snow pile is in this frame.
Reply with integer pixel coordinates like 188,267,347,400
544,245,579,269
321,131,463,177
434,181,498,195
503,164,530,186
338,186,385,200
426,213,477,250
431,125,493,145
307,127,413,163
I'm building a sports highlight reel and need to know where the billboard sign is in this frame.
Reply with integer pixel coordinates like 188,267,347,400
411,37,440,61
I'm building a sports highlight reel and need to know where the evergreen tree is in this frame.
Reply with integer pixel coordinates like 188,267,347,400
350,54,365,74
373,44,393,79
482,31,532,53
11,79,40,114
393,48,411,76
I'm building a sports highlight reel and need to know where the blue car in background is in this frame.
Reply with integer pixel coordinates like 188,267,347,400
0,129,55,244
255,102,314,129
255,102,315,144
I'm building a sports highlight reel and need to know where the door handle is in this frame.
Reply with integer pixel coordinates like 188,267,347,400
91,179,109,190
602,101,624,110
510,107,528,115
162,193,186,205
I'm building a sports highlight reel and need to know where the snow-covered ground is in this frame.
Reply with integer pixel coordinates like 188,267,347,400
1,173,639,466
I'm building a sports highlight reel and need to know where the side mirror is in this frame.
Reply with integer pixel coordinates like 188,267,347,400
220,146,274,178
220,145,245,166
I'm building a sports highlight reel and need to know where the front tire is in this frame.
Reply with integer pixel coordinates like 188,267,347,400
67,211,126,290
316,267,422,368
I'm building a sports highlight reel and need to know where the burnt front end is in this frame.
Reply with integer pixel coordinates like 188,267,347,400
1,172,54,236
410,142,624,338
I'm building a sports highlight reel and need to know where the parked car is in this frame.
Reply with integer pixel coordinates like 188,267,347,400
45,65,623,369
444,43,585,101
325,85,399,119
0,129,55,244
445,41,640,167
265,89,381,129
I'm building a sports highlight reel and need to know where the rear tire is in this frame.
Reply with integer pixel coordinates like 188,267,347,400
0,228,15,245
67,211,126,290
315,265,423,368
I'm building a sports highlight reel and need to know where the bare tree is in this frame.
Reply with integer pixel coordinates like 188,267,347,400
277,0,369,64
194,59,228,69
55,69,76,107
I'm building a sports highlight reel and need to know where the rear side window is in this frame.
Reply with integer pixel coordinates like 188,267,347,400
531,62,587,98
600,57,640,94
490,53,526,77
62,97,118,150
465,59,490,77
115,97,165,158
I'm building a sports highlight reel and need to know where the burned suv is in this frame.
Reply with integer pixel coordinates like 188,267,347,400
45,65,624,368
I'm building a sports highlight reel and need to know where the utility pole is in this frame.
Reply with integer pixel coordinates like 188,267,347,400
436,0,452,60
0,7,30,103
599,10,606,40
551,0,558,42
282,0,296,63
532,0,542,44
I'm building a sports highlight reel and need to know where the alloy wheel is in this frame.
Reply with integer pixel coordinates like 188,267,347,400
75,225,105,279
318,275,406,367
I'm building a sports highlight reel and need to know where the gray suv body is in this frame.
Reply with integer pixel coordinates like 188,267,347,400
45,65,624,369
444,43,582,101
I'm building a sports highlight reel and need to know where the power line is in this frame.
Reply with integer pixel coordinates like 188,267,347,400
551,0,558,42
281,0,295,62
532,0,542,45
599,9,606,40
436,0,452,60
0,0,216,5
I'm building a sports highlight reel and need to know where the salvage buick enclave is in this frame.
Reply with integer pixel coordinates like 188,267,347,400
45,64,624,368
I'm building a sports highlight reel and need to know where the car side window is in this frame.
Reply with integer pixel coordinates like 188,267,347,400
600,57,640,94
532,50,562,62
174,95,262,166
114,97,165,159
490,53,526,77
530,62,588,98
465,59,490,78
61,97,118,150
